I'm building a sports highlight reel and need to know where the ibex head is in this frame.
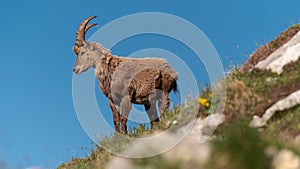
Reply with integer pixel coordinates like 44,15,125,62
73,16,110,74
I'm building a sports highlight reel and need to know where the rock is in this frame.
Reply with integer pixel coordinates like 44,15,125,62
162,134,211,166
265,77,278,83
255,31,300,74
250,89,300,128
250,115,267,128
106,113,226,169
199,114,225,143
272,149,300,169
106,131,211,169
106,157,134,169
295,134,300,144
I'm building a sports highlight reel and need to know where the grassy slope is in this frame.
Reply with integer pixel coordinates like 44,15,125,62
58,25,300,169
58,102,197,169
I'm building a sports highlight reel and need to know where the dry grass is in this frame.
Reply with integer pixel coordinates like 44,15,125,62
222,76,260,121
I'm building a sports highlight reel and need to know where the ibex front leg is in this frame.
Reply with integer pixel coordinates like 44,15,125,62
109,100,121,133
121,95,132,134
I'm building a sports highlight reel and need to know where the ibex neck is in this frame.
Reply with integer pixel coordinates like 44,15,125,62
94,55,111,81
94,55,124,98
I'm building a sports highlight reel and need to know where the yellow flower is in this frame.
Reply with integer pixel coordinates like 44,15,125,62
208,92,213,98
199,98,208,106
205,102,210,108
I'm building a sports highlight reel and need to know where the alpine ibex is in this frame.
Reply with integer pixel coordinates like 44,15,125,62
73,16,178,134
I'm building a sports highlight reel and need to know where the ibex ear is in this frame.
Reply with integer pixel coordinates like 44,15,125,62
73,46,80,56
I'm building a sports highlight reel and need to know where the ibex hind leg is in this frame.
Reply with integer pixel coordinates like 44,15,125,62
158,91,170,119
144,98,159,130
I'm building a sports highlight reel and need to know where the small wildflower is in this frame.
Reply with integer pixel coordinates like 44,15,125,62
199,98,208,106
205,102,210,107
198,85,214,117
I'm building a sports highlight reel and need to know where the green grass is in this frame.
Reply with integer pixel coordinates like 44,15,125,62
234,57,300,96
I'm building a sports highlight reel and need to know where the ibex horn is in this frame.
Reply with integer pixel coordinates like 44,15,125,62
74,16,97,55
85,23,98,32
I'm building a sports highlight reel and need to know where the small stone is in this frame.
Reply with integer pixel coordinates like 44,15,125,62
265,77,278,83
272,149,300,169
172,120,178,125
250,115,266,128
106,156,133,169
295,135,300,144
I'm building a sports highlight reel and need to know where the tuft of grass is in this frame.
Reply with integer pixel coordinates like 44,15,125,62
222,75,260,121
97,133,133,154
57,146,112,169
128,124,148,137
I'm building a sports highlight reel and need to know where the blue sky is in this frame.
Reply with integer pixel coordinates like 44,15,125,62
0,0,299,168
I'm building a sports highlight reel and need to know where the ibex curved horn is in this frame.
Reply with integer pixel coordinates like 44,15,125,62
74,16,97,55
85,23,98,32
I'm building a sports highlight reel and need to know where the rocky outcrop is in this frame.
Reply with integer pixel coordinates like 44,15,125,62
251,89,300,127
241,25,300,72
106,114,225,169
247,26,300,127
255,31,300,74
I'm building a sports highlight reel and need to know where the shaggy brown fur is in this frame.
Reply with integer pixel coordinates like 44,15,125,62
73,16,178,134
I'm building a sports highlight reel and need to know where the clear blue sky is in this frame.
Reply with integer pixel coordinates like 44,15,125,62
0,0,299,168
